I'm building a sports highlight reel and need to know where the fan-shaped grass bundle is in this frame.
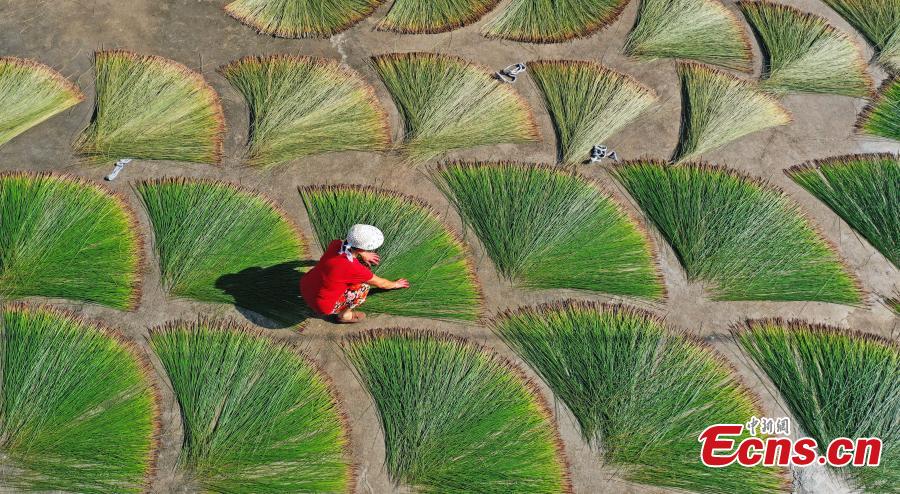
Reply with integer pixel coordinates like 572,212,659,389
225,0,382,38
373,53,539,163
343,329,569,493
612,161,863,304
787,154,899,269
0,57,83,148
300,185,481,320
220,55,390,168
673,62,791,162
624,0,752,71
858,78,900,141
492,301,786,493
434,162,664,298
822,0,900,73
74,50,224,165
736,320,899,492
0,305,158,493
482,0,630,43
378,0,499,33
137,178,307,326
740,1,872,96
529,60,657,165
0,172,141,309
150,319,351,493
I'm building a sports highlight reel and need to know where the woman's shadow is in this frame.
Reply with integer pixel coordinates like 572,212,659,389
215,261,317,329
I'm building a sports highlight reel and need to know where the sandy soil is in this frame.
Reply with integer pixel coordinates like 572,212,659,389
0,0,897,492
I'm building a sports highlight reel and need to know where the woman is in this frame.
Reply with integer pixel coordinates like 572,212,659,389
301,224,409,323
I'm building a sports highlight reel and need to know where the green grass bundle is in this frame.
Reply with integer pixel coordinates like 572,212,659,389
787,154,899,269
492,301,785,493
624,0,752,71
821,0,900,73
673,62,791,162
736,320,900,492
378,0,500,33
373,53,539,163
0,172,141,309
150,319,351,493
434,162,663,298
0,305,158,493
74,50,224,165
221,55,390,168
858,78,900,141
137,178,307,325
529,60,658,165
482,0,630,43
300,185,481,320
888,297,900,314
612,161,862,304
0,57,83,148
225,0,382,37
343,329,569,493
740,1,872,96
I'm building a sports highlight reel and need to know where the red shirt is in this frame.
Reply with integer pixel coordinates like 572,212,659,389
301,240,374,314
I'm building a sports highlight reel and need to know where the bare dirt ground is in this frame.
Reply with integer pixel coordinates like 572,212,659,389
0,0,897,492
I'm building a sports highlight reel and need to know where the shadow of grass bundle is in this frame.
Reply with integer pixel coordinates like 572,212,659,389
0,172,141,309
740,1,872,96
624,0,752,71
0,305,158,493
0,57,83,148
481,0,630,43
150,319,352,493
137,178,308,327
343,329,569,493
858,78,900,141
529,60,657,165
74,50,224,165
673,62,790,162
225,0,382,38
492,301,786,493
736,320,900,492
299,185,481,320
822,0,900,73
220,55,390,168
612,161,863,304
434,162,664,299
378,0,500,33
373,53,538,164
788,154,899,269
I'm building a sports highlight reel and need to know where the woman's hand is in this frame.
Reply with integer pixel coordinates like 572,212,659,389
391,279,410,289
358,251,380,266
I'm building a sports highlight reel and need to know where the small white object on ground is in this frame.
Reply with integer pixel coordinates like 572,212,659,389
589,145,619,163
105,158,133,181
496,63,527,83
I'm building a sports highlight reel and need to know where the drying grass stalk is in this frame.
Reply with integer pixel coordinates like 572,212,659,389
0,304,158,493
673,62,791,162
225,0,382,38
740,1,872,96
787,154,899,269
220,55,390,168
624,0,752,71
373,53,538,164
0,172,141,309
857,78,900,141
888,297,900,314
378,0,500,33
74,50,224,165
433,162,664,299
0,57,83,147
299,185,482,321
342,328,570,493
482,0,630,43
492,301,787,493
137,178,307,325
735,320,900,492
612,161,863,304
529,60,657,165
150,319,352,493
821,0,900,73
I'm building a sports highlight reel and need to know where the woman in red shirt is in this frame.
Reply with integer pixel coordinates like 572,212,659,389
301,224,409,323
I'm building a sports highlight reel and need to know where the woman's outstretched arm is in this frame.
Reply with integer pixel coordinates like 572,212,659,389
368,275,409,290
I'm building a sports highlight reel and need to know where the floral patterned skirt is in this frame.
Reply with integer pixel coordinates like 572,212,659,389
331,283,370,314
